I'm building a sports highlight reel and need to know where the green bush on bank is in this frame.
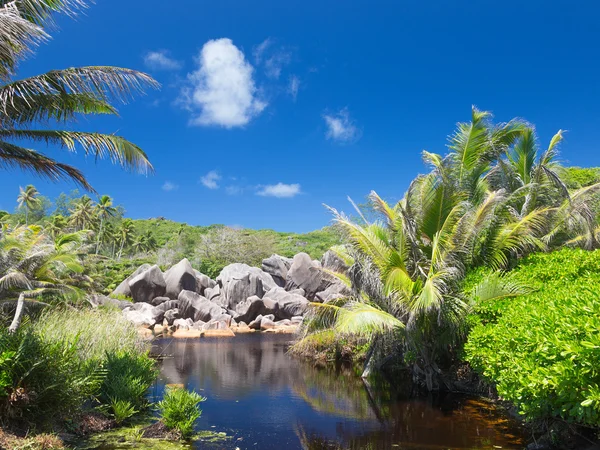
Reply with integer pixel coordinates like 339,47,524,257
464,249,600,426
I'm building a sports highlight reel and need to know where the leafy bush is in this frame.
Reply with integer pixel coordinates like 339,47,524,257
465,249,600,426
99,351,157,420
0,328,99,423
158,387,206,438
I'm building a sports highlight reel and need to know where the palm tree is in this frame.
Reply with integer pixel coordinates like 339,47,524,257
0,1,158,190
94,195,116,254
116,218,135,260
68,195,96,231
300,108,600,390
0,225,84,332
46,214,68,238
17,184,40,225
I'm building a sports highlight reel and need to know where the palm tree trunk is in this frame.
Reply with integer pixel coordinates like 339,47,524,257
96,218,104,255
25,208,28,226
8,293,25,333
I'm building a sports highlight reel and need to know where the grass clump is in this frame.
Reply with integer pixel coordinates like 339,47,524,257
464,248,600,426
157,387,206,439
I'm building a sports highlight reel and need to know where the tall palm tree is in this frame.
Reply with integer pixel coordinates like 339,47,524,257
0,225,84,332
46,213,68,238
68,195,95,231
17,184,40,225
116,218,135,260
0,0,158,190
94,194,116,254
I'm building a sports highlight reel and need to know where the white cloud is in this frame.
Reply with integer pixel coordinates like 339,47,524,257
200,170,221,189
257,183,301,198
288,75,300,101
253,38,272,64
144,51,182,71
323,108,360,143
162,181,178,192
180,38,266,128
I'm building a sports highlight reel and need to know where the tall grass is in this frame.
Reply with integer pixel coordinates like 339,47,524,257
0,307,156,427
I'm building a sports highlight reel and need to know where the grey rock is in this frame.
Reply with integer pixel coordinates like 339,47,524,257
285,253,323,299
263,314,275,321
235,296,279,324
193,270,216,296
275,319,292,326
260,317,276,330
164,259,197,299
150,296,170,306
178,290,224,322
315,281,351,303
164,308,180,325
152,300,179,323
129,265,166,303
122,303,155,327
192,320,206,330
248,315,264,330
291,316,304,324
112,264,151,298
173,318,193,330
263,287,310,319
289,288,305,296
216,263,277,309
261,254,293,287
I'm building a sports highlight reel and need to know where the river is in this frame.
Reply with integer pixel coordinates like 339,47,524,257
147,334,525,450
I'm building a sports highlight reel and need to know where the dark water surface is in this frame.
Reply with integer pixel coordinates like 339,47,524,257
150,334,525,450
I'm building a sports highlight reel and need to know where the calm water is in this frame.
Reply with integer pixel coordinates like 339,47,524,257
149,334,525,450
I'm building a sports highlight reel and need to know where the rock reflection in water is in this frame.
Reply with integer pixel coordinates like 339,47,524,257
151,334,524,450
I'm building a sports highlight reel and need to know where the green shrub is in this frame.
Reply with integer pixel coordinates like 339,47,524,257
465,249,600,426
0,328,99,423
109,399,138,424
99,351,157,415
158,387,206,438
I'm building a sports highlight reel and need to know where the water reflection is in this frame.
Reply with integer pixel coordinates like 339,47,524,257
151,335,524,450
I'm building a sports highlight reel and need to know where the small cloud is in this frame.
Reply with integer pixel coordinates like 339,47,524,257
288,75,300,101
200,170,221,189
323,108,360,143
162,181,179,192
257,182,301,198
264,51,291,79
225,185,243,195
179,38,266,128
144,50,182,71
253,38,272,64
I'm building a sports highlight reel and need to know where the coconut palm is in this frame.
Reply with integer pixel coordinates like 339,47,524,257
0,0,158,190
17,184,40,225
68,195,95,231
0,225,84,332
116,218,135,259
300,108,600,390
45,213,68,238
94,195,116,254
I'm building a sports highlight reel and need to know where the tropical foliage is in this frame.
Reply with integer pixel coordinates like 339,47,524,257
465,249,600,426
0,0,158,191
300,108,600,390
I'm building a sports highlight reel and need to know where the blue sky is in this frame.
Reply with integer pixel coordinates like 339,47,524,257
1,0,599,232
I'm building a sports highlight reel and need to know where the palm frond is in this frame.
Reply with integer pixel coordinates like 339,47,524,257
0,140,93,190
0,129,153,174
334,302,404,336
470,272,531,303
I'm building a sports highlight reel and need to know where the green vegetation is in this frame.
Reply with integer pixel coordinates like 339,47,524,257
465,249,600,426
299,108,600,403
157,387,206,438
0,308,153,425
